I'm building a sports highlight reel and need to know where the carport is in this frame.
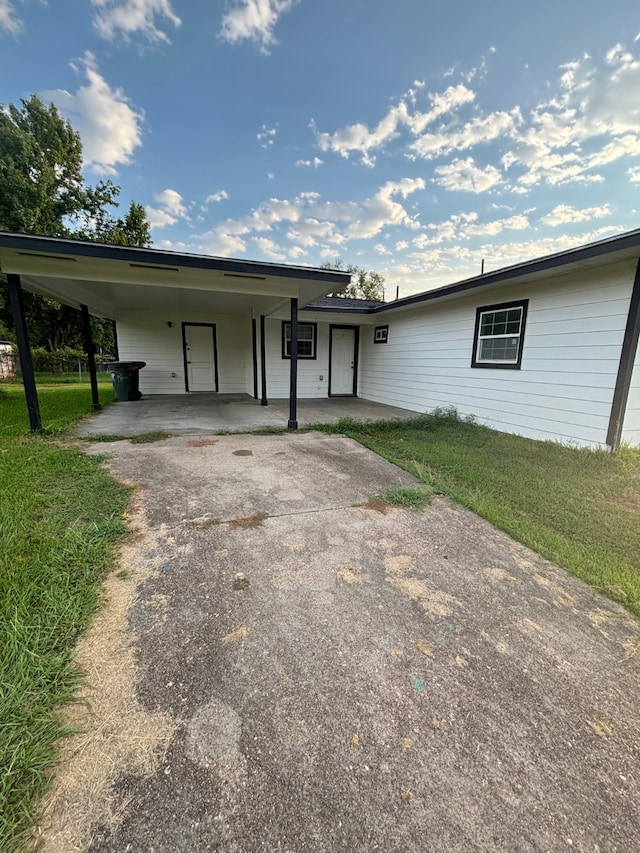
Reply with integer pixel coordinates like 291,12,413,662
0,231,350,433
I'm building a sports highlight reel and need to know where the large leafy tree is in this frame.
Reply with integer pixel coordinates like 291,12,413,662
321,259,385,301
0,95,151,353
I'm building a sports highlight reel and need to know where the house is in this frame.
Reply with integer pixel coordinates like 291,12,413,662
1,228,639,450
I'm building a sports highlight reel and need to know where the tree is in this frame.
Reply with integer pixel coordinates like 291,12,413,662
0,95,152,353
321,259,385,301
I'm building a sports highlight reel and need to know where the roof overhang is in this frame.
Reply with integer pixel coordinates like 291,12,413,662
0,232,350,318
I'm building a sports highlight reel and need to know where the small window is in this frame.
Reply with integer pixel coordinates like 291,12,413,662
374,325,389,344
471,299,528,369
282,322,317,359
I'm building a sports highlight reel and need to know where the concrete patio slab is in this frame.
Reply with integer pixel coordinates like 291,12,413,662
75,395,419,437
42,433,640,853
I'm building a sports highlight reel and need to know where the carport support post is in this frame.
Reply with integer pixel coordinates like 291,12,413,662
260,314,268,406
288,297,298,430
252,318,258,399
6,273,42,433
80,304,101,411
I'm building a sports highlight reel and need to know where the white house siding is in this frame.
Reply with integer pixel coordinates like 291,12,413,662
258,312,370,399
359,261,637,449
116,310,252,395
622,338,640,446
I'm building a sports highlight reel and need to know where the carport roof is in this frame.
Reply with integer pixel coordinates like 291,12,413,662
0,232,351,318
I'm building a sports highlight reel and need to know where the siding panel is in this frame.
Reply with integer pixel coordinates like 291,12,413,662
360,261,637,449
116,310,252,395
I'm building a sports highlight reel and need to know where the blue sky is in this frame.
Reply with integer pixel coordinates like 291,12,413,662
1,1,640,296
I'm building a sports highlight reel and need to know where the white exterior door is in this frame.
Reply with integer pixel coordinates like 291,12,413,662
184,324,217,392
330,327,357,396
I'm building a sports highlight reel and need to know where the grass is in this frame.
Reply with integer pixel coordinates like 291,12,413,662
314,409,640,617
0,380,130,850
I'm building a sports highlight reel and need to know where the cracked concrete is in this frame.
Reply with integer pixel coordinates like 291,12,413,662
45,432,640,852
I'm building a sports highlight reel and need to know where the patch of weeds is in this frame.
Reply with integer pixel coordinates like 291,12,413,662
130,431,171,444
228,511,269,529
249,427,288,436
216,429,231,435
380,486,434,510
115,569,132,580
201,517,221,529
80,433,130,443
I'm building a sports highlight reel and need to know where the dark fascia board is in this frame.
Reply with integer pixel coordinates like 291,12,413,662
372,227,640,315
302,306,375,315
0,231,350,286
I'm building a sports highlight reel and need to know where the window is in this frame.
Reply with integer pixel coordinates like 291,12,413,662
374,325,389,344
471,299,528,369
282,322,317,359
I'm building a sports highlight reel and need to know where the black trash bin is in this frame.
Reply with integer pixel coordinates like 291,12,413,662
109,361,146,401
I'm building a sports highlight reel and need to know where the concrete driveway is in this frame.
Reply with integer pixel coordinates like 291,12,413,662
42,433,640,852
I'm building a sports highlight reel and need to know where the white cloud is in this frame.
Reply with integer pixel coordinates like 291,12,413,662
205,190,229,203
257,123,277,147
0,0,22,34
145,206,179,228
313,82,475,166
374,243,392,255
91,0,181,43
145,188,189,229
267,171,275,179
252,236,286,259
43,53,143,175
541,204,612,227
198,178,425,257
296,157,323,167
219,0,297,54
155,188,188,217
409,109,521,160
433,157,503,192
503,41,640,188
288,245,307,259
630,166,640,183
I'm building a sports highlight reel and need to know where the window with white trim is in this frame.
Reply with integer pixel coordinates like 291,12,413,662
374,325,389,344
282,322,317,359
471,299,528,369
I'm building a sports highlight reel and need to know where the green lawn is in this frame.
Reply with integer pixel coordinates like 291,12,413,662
0,381,130,850
315,411,640,617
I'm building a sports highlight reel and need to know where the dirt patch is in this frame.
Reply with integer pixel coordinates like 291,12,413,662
232,449,253,457
233,573,250,591
228,511,269,529
356,496,391,514
484,566,517,583
222,626,250,645
384,554,458,618
337,564,363,584
187,439,219,448
33,492,177,853
533,573,575,607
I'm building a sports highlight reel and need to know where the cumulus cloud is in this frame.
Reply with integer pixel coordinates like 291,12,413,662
630,166,640,182
205,190,229,203
197,178,425,258
257,124,277,147
296,157,323,167
540,204,612,226
91,0,181,43
503,41,640,187
433,157,503,192
0,0,21,34
252,236,286,259
43,53,143,175
313,82,475,166
219,0,297,53
145,188,189,228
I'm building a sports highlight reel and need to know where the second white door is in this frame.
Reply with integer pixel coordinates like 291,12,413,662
330,327,357,395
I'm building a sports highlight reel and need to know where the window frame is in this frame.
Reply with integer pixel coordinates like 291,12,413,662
471,299,529,370
281,321,318,360
373,325,389,344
